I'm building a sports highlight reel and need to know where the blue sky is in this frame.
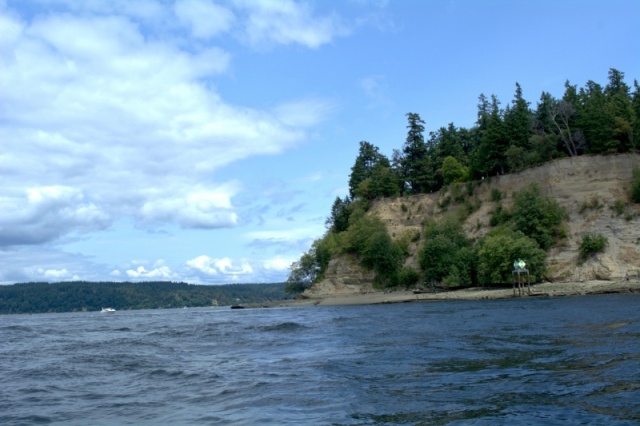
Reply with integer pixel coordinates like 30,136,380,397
1,0,639,284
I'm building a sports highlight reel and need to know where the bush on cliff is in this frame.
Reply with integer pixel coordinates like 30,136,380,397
420,219,476,288
477,229,547,285
511,183,567,250
579,233,608,261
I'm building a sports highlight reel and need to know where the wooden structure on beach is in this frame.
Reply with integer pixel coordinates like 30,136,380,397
511,259,531,296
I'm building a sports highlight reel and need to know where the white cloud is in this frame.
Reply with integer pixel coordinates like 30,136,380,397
125,260,176,279
186,255,253,276
126,265,175,278
234,0,349,48
175,0,235,39
140,184,239,228
0,186,111,246
186,255,219,275
263,257,293,271
34,268,80,281
0,4,333,246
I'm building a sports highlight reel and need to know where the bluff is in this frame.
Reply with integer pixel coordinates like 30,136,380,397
306,154,640,297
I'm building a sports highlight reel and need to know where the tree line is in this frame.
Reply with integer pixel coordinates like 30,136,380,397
287,68,639,293
0,281,287,314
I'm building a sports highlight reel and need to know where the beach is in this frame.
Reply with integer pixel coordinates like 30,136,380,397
272,279,640,307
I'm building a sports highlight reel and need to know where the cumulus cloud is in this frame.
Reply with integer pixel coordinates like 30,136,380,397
0,186,111,246
186,255,253,277
0,1,335,247
126,265,175,279
139,184,240,228
184,254,296,284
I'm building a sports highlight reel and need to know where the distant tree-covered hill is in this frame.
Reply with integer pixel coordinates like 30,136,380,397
0,281,287,314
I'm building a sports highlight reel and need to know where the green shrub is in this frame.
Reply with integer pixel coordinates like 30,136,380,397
419,219,475,287
342,214,404,286
395,229,420,256
286,235,338,294
611,199,625,216
512,183,567,249
442,156,469,185
451,182,466,202
579,233,608,260
477,229,547,285
362,230,403,286
489,203,511,227
397,266,421,289
439,195,451,209
632,167,640,203
579,196,602,214
491,189,503,202
466,182,475,197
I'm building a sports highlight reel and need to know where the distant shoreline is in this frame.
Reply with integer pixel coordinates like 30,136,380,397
264,280,640,308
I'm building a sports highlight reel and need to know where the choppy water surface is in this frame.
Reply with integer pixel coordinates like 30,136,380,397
1,294,639,425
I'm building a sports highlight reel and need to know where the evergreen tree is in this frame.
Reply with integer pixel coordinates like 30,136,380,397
326,196,351,233
579,80,616,153
401,112,434,193
471,95,508,177
504,82,532,150
604,68,635,153
348,141,390,198
530,91,561,161
354,163,400,200
632,80,640,151
434,123,467,162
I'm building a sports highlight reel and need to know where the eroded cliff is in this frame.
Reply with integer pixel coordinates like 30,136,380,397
306,154,640,297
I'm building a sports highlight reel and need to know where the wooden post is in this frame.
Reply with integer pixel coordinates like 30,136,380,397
511,268,530,297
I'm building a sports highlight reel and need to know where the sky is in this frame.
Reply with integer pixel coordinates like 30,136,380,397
1,0,639,285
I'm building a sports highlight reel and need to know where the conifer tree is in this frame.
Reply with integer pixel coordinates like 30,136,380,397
632,80,640,151
504,82,532,150
401,113,434,193
604,68,634,152
348,141,390,198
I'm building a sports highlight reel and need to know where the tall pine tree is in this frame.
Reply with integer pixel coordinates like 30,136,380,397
348,141,390,198
401,113,435,193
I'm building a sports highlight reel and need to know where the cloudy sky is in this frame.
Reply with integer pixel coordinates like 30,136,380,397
1,0,638,285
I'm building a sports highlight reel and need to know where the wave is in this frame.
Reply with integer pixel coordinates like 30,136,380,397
258,322,308,332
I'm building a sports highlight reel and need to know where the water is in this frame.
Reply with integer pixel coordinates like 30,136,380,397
1,294,639,425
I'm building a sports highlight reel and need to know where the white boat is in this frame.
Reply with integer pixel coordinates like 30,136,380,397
101,307,116,313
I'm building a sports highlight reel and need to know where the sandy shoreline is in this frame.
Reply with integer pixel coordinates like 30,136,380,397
262,279,640,308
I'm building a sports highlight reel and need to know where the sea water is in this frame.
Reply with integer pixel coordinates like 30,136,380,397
1,294,639,425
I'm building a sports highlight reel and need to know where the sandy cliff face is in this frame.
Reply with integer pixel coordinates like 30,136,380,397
308,154,640,296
